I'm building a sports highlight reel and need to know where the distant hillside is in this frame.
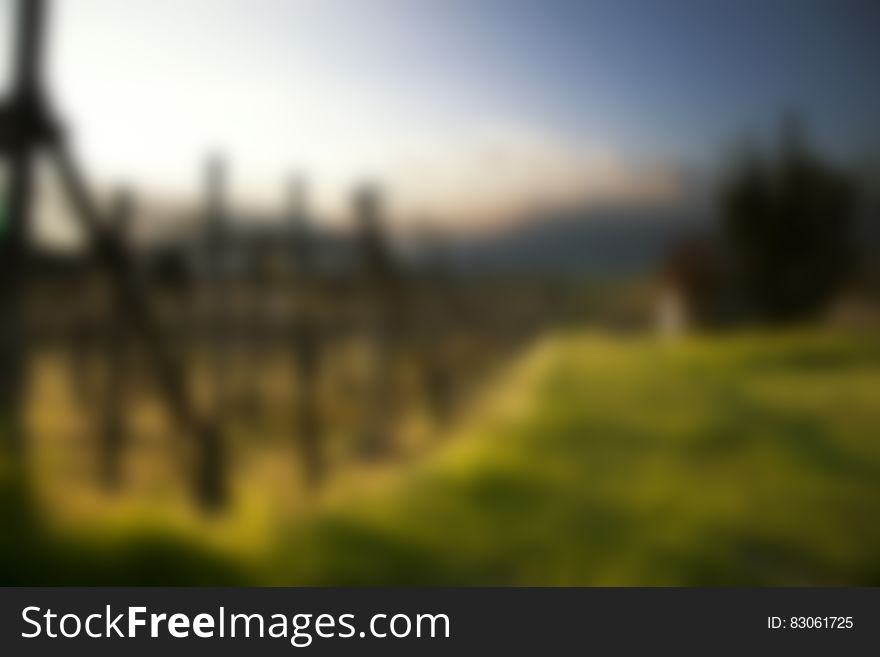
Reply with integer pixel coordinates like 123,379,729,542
448,205,714,276
26,203,717,280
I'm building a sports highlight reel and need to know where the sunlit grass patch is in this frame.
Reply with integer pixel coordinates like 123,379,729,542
4,329,880,585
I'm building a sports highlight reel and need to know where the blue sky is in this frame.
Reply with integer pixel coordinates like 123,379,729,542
298,0,879,159
1,0,878,227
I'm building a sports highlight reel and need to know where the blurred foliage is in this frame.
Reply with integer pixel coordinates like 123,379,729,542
722,118,855,322
3,329,880,585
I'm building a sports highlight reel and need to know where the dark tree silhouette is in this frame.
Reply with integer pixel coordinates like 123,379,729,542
0,0,226,509
204,155,231,419
353,185,403,457
99,189,135,489
721,117,856,322
287,176,325,486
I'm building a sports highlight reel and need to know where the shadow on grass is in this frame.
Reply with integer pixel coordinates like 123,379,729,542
0,477,248,585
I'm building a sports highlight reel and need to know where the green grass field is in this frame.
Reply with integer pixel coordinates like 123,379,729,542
3,329,880,585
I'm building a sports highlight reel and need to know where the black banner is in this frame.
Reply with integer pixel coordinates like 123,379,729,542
0,588,877,654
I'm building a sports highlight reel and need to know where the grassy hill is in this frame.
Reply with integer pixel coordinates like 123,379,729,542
3,330,880,585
